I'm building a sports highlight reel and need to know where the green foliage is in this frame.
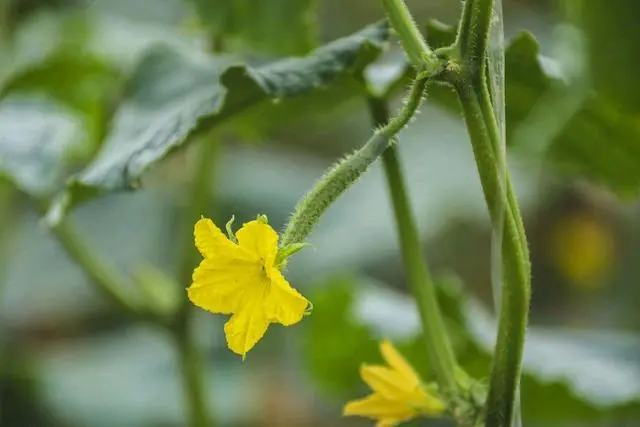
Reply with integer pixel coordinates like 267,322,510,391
421,19,640,197
574,0,640,113
505,32,640,197
0,96,88,197
303,275,640,421
190,0,318,55
302,277,379,395
0,19,389,219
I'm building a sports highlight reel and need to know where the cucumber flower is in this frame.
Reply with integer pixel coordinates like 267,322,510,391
344,340,445,427
187,215,310,358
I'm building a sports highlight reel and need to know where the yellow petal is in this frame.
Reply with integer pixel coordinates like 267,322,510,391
223,295,270,356
343,393,414,421
380,340,421,384
187,257,262,314
236,219,278,267
360,365,417,399
264,268,309,326
194,218,238,259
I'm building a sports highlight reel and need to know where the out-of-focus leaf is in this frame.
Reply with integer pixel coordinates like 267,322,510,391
302,276,379,395
304,275,640,420
573,0,640,113
0,96,87,197
1,53,121,164
36,326,248,427
505,32,640,197
419,19,640,198
302,275,469,397
47,21,389,223
190,0,318,55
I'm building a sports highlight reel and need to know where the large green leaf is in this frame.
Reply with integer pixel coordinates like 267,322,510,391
0,95,88,198
45,21,389,223
0,11,123,198
190,0,318,55
303,275,640,421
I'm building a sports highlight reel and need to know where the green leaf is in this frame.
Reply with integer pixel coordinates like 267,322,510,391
505,31,640,197
0,11,122,199
190,0,319,55
303,274,640,420
302,276,379,396
573,0,640,113
0,95,88,198
46,21,389,223
1,53,121,164
420,20,640,198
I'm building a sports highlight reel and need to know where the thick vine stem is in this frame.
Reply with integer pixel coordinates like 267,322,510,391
455,0,496,78
280,77,431,247
433,0,532,424
367,95,459,396
452,77,530,427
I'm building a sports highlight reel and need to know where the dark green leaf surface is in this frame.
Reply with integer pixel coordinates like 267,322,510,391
45,21,389,222
191,0,319,55
576,0,640,113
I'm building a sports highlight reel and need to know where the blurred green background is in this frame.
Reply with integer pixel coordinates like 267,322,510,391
1,0,640,426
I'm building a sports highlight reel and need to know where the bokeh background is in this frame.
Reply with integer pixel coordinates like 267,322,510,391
1,0,640,426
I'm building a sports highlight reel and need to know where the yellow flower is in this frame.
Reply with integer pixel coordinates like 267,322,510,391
187,215,310,357
343,340,445,427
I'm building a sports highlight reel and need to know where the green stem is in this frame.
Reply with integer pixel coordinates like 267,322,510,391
174,324,210,427
454,80,530,427
177,137,220,289
381,0,433,69
367,95,458,395
456,0,495,76
174,136,218,427
281,77,430,247
49,219,159,321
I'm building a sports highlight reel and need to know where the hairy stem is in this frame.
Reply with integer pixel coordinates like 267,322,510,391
455,80,530,427
456,0,496,76
367,95,458,395
281,77,430,247
381,0,432,69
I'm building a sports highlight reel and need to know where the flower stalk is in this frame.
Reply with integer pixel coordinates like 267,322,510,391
446,0,532,425
366,94,459,396
281,76,432,247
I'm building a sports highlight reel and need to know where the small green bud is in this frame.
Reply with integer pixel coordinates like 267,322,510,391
225,215,237,243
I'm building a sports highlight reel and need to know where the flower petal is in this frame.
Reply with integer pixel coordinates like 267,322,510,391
187,255,262,314
194,218,238,259
264,268,309,326
379,340,421,384
343,393,414,421
224,295,270,356
236,219,278,267
360,365,417,399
